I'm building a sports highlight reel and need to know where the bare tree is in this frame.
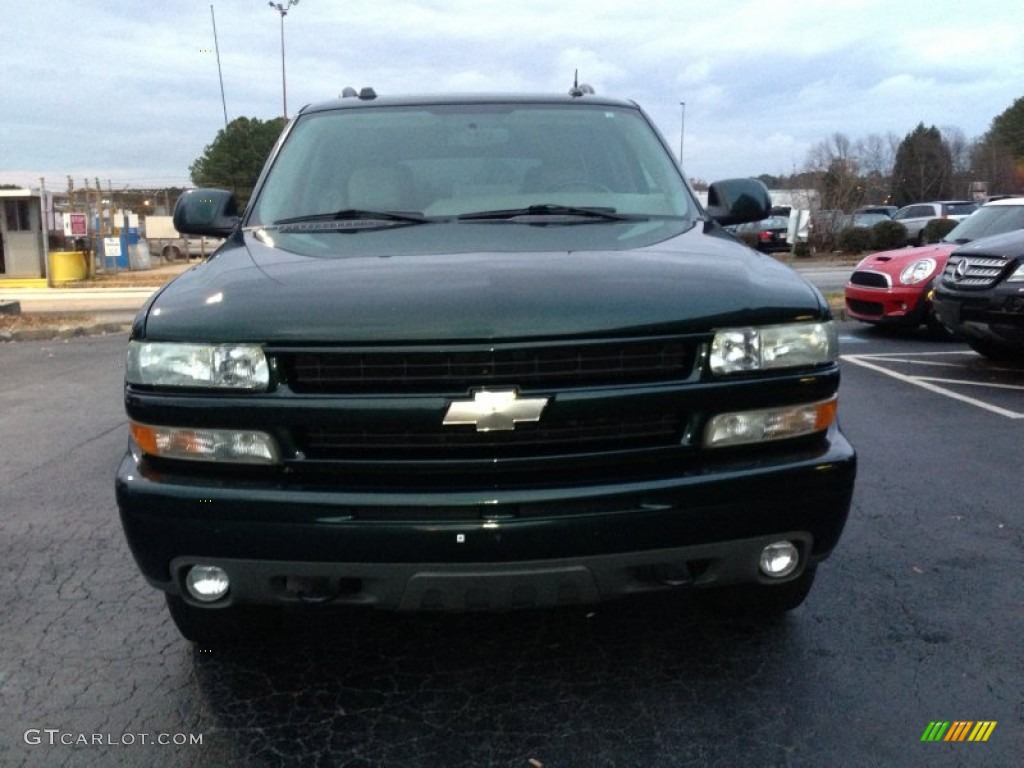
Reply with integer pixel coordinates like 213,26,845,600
854,133,899,204
941,125,974,197
804,133,866,211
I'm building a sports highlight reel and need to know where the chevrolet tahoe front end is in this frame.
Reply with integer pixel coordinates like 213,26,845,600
115,92,856,642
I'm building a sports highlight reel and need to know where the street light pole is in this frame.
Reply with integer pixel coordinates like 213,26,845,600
268,1,299,119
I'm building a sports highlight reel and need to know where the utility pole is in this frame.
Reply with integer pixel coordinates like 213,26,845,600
85,178,94,273
268,1,299,119
40,177,51,287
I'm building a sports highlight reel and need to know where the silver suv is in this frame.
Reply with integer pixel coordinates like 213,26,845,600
892,200,978,245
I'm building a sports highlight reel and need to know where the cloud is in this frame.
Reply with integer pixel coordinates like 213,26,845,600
2,0,1023,188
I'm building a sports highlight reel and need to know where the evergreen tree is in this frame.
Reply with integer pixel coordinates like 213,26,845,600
972,96,1024,194
989,95,1024,160
189,117,287,204
889,124,953,206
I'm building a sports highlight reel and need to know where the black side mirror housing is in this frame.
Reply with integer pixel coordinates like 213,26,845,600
705,178,772,227
173,188,240,237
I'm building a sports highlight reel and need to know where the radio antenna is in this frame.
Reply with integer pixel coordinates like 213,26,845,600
211,4,228,128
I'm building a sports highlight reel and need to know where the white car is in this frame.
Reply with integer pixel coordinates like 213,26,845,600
891,200,978,245
149,235,224,262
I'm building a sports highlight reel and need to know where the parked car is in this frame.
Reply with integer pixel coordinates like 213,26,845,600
855,205,898,218
115,88,856,644
844,196,1024,333
932,229,1024,360
841,212,891,230
891,200,978,246
732,214,791,253
144,214,224,261
151,236,224,261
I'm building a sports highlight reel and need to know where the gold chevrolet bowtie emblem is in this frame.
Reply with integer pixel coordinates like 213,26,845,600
442,390,549,432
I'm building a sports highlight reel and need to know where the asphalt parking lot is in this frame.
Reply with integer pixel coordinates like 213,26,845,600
1,323,1020,767
841,344,1024,420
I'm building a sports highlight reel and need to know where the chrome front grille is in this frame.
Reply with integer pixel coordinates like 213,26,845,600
942,256,1010,289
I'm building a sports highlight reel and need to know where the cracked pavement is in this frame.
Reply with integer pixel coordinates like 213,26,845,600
1,328,1021,766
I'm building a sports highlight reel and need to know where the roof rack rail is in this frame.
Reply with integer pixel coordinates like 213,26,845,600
339,86,377,100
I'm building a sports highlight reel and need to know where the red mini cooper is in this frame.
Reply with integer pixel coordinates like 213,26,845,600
844,197,1024,333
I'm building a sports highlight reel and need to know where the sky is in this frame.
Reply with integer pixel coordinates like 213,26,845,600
2,0,1022,193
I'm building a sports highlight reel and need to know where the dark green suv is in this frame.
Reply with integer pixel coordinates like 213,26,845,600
116,90,856,643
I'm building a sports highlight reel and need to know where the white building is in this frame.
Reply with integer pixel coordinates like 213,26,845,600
0,189,47,279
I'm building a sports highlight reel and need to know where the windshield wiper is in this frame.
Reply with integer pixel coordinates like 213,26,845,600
457,204,641,222
272,208,431,227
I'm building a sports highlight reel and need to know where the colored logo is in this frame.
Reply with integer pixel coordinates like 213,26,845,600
921,721,997,742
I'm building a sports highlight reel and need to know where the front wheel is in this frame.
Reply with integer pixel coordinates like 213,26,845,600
698,566,817,617
968,339,1023,363
925,297,956,340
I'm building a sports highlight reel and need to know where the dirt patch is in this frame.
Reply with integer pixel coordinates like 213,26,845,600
0,312,95,332
0,312,130,342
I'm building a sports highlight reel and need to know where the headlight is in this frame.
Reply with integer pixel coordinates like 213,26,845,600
709,321,836,375
899,258,936,285
126,342,269,390
1007,263,1024,283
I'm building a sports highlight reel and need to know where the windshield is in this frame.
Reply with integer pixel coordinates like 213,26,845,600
248,102,694,226
943,203,1024,243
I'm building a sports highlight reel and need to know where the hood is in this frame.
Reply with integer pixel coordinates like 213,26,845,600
852,243,956,275
951,228,1024,259
139,224,825,343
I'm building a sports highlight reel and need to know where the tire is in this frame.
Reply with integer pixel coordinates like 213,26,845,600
165,593,278,645
968,339,1023,363
698,566,817,617
161,244,184,262
926,312,955,339
924,291,956,340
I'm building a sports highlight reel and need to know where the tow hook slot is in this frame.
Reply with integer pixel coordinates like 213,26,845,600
281,575,362,603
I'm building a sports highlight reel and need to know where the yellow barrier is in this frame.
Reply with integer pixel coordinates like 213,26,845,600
48,251,88,282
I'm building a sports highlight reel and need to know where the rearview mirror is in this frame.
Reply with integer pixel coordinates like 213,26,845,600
173,188,239,237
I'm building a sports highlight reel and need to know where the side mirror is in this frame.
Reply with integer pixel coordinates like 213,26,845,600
173,188,239,237
705,178,771,227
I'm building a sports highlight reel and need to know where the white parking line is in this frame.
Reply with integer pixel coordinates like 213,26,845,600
917,377,1024,392
841,353,1024,419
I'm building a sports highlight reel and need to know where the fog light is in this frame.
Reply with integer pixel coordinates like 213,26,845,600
759,541,799,579
185,565,230,602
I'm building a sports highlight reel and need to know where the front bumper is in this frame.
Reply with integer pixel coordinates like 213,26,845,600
844,282,930,325
116,427,856,611
933,287,1024,347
